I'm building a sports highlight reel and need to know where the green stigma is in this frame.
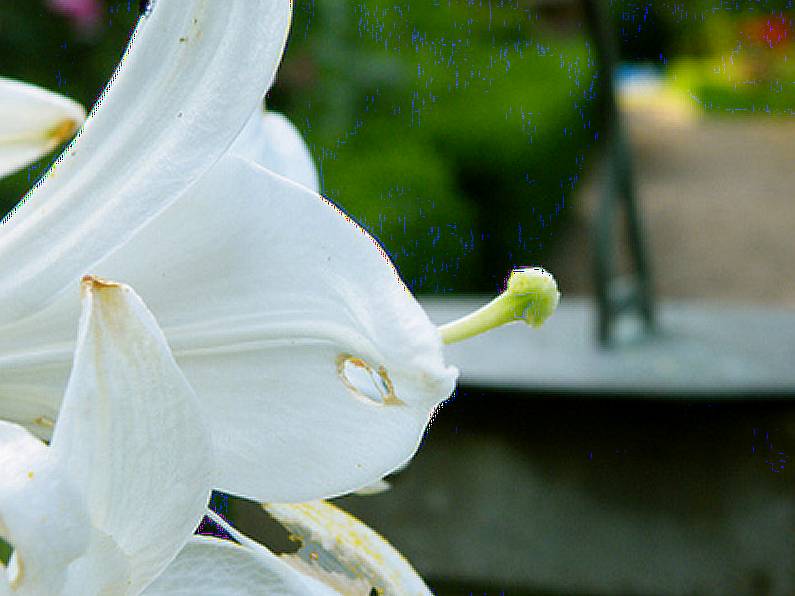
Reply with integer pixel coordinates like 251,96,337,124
438,267,560,345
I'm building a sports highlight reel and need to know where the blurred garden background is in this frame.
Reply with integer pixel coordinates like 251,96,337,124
3,1,795,298
3,1,795,299
2,1,794,595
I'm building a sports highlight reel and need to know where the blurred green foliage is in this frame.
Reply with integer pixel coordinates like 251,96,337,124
0,537,9,566
668,55,795,115
611,0,793,59
0,1,596,293
273,3,596,292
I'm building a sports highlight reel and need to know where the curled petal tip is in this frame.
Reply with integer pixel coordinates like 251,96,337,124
80,275,124,300
80,275,121,290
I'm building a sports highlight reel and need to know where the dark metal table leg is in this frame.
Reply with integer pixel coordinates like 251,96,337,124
584,0,655,347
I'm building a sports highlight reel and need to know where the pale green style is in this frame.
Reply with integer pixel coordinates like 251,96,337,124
439,267,561,345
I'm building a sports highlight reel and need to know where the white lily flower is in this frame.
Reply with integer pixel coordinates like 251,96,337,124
0,77,85,180
0,277,351,595
0,0,458,504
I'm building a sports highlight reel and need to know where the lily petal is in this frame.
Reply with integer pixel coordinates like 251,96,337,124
0,0,292,321
231,107,320,192
0,77,85,180
96,154,458,501
52,277,213,594
0,421,90,593
143,534,339,596
0,278,217,594
265,500,433,596
0,154,458,502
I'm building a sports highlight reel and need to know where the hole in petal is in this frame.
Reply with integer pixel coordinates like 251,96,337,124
337,355,403,406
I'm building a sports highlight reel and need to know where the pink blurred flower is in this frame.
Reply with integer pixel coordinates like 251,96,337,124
741,16,791,50
46,0,103,32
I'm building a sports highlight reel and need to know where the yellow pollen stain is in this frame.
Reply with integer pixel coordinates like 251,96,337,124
33,416,54,429
47,118,79,145
26,472,33,480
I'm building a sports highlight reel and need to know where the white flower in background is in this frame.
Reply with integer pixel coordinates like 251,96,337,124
0,78,85,180
0,0,457,504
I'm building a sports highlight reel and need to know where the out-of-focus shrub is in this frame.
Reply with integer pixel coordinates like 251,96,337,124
668,53,795,115
275,2,596,292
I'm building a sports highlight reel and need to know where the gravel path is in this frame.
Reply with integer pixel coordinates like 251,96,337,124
545,114,795,308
